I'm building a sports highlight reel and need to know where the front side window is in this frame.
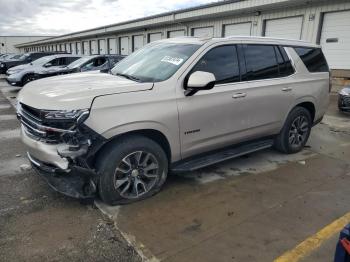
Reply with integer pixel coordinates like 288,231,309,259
111,42,201,82
294,47,329,73
190,45,240,85
243,45,279,81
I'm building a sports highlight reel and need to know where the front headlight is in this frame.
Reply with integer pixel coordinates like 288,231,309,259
43,109,89,123
7,69,20,75
339,88,350,96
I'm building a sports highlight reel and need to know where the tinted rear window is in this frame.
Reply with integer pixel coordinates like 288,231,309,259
294,47,329,73
243,45,280,81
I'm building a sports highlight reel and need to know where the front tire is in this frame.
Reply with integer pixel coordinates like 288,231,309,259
274,107,312,154
96,135,168,205
21,74,35,86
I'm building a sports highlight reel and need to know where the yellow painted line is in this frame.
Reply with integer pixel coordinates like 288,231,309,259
274,212,350,262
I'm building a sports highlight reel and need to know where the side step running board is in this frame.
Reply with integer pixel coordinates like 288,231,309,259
171,139,274,173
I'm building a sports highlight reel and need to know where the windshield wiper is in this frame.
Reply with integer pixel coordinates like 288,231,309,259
116,73,142,82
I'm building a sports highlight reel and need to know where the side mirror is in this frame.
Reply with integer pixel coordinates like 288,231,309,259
100,68,109,73
185,71,216,96
44,62,53,67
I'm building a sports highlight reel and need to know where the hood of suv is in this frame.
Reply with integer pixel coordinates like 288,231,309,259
17,72,154,110
8,64,30,72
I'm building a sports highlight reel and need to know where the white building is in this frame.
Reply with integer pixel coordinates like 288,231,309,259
0,36,51,54
15,0,350,74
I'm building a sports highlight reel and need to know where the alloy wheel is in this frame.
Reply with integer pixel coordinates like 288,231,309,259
288,116,309,147
114,151,159,199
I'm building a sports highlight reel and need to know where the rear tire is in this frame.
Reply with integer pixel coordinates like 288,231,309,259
274,107,312,154
96,135,168,205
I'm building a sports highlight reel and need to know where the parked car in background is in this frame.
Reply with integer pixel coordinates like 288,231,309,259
34,54,126,80
0,53,20,62
338,87,350,112
0,52,67,74
6,54,81,86
17,37,330,204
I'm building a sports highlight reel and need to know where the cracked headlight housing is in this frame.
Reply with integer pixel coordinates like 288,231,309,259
43,109,90,124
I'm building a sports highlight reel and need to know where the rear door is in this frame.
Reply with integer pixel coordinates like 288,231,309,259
240,44,295,134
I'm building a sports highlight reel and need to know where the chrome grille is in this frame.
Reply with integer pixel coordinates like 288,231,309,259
18,103,75,144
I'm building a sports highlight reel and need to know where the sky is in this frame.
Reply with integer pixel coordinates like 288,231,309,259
0,0,217,36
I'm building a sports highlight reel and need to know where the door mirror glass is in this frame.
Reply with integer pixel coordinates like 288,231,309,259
185,71,215,96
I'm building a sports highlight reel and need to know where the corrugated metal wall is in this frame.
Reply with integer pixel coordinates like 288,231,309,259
20,0,350,65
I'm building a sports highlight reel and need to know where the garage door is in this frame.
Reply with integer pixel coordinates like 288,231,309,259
98,39,106,54
265,16,303,39
76,42,82,55
83,41,89,55
133,35,144,52
168,30,185,38
60,44,65,51
192,27,214,37
71,43,76,54
120,37,129,55
90,40,98,55
149,33,162,43
108,38,117,54
66,43,71,53
320,10,350,70
224,22,252,36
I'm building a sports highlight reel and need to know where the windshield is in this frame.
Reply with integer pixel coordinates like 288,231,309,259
111,42,200,82
9,54,23,60
67,56,93,69
31,56,55,66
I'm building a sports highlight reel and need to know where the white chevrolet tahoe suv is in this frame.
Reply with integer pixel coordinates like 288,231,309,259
17,37,330,204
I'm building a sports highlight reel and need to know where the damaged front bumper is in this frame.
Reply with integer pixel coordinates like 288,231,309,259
27,152,97,199
17,103,106,199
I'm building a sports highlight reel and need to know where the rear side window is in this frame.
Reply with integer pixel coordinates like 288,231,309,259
275,46,295,77
294,47,329,73
66,57,80,64
191,45,240,84
242,45,280,81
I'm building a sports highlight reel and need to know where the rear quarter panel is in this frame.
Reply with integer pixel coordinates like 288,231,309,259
285,47,330,123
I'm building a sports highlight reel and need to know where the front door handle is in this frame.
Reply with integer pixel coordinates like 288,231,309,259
233,93,247,99
282,87,292,92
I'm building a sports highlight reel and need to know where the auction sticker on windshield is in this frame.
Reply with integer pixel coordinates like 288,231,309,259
161,56,184,66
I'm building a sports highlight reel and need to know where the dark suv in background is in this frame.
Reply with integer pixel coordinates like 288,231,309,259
0,52,67,74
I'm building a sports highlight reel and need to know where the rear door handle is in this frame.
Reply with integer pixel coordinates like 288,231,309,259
233,93,247,99
282,87,292,92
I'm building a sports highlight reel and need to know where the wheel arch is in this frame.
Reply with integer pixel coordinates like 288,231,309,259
288,97,317,123
93,129,173,168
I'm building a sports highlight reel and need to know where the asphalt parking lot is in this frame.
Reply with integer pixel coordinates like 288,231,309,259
0,75,349,262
